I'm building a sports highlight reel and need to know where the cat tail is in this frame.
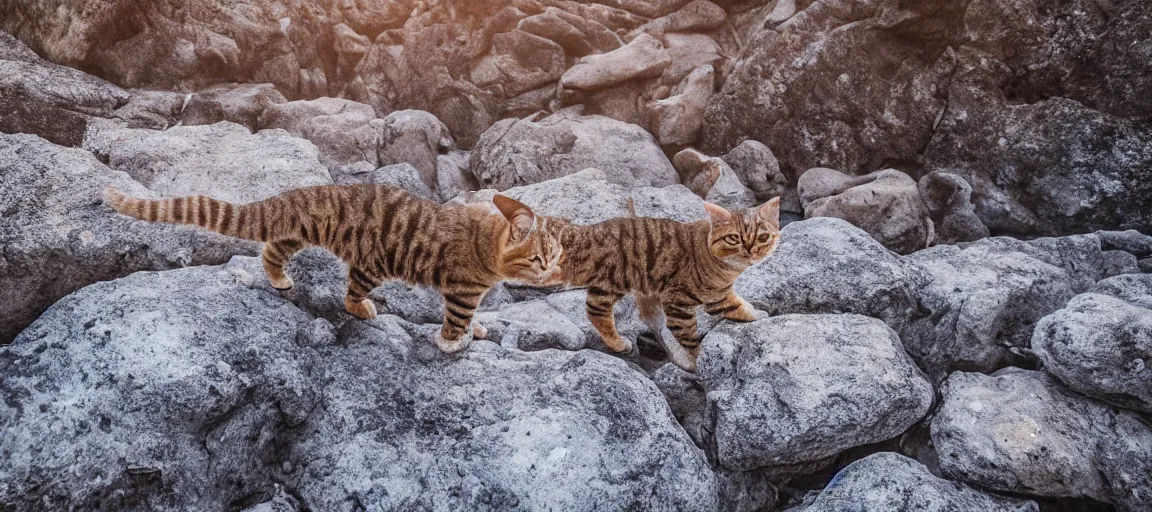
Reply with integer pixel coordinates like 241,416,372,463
104,186,267,241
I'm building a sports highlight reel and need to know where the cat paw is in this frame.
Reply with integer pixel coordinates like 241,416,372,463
604,335,634,354
722,302,758,322
269,275,294,291
435,332,472,354
472,323,488,340
344,297,377,320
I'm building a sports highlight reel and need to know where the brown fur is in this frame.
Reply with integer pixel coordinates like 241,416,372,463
104,185,562,353
542,198,781,371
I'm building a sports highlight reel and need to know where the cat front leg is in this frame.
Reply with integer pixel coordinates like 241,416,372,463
586,288,632,353
704,291,758,322
663,299,702,372
436,290,484,353
262,239,305,290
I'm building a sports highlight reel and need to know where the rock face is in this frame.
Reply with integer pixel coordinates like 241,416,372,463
798,168,933,254
469,113,679,190
735,218,925,330
182,83,287,132
83,120,332,204
0,31,128,147
719,140,788,202
256,97,379,168
932,369,1152,511
0,133,253,343
697,314,933,472
560,33,671,91
901,235,1115,381
793,453,1039,512
918,171,989,244
1033,279,1152,413
1,260,721,511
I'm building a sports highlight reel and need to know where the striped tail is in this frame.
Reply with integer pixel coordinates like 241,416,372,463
104,186,263,240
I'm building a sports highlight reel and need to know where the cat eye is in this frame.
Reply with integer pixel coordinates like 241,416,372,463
757,233,773,243
723,234,740,245
531,255,545,266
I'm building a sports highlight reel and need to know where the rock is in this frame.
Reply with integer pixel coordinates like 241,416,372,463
0,263,319,510
701,2,964,178
798,168,933,255
1091,273,1152,309
0,30,128,147
182,83,287,132
83,119,332,204
256,97,378,168
435,149,477,203
932,369,1152,511
636,0,727,37
333,163,435,202
735,218,925,330
376,110,454,193
1033,289,1152,413
765,0,797,25
660,33,723,87
918,171,989,244
793,452,1039,512
651,65,714,147
470,30,566,98
697,314,933,472
469,113,679,190
474,289,648,353
241,487,302,512
902,235,1109,381
719,140,788,202
1097,230,1152,258
0,133,252,343
589,0,693,19
111,90,185,130
517,8,622,58
461,168,707,226
922,55,1152,236
560,34,671,91
672,148,755,209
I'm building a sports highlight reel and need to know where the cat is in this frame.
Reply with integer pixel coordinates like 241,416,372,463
542,197,781,372
104,185,562,353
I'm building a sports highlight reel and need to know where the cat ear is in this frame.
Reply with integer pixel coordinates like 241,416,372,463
757,197,781,228
493,194,537,241
703,202,731,225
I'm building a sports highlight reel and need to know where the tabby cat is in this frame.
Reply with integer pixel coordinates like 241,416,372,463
105,185,562,353
543,198,781,371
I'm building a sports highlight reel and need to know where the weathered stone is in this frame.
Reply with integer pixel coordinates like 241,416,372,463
111,90,185,130
698,314,933,472
83,119,332,204
672,148,755,209
470,113,678,190
918,171,989,244
651,65,714,147
257,97,378,168
659,32,723,86
560,34,671,91
636,0,727,37
0,133,252,343
376,109,455,192
183,83,287,132
518,8,622,57
933,369,1152,511
470,30,566,98
798,168,933,254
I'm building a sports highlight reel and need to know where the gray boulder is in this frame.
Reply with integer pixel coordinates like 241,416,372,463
635,0,727,37
1091,273,1152,308
0,133,252,343
902,235,1109,381
798,168,933,254
1033,284,1152,413
435,149,476,203
791,452,1038,512
697,314,933,472
932,369,1152,511
734,217,925,330
83,119,332,204
917,171,989,244
333,162,435,201
111,90,185,130
256,97,378,168
560,33,671,91
183,83,287,132
470,114,679,190
673,148,756,209
469,30,566,98
517,7,623,58
650,65,714,147
719,140,788,202
0,30,128,147
376,109,455,192
460,168,707,226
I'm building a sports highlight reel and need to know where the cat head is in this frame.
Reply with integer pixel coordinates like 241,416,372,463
704,197,781,271
492,195,563,284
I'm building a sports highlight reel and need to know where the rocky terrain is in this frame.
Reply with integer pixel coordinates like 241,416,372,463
1,0,1151,510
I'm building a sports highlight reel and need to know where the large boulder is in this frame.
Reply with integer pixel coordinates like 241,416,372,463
375,110,455,193
719,140,788,202
559,34,671,91
1,259,721,510
256,97,379,168
635,0,727,37
0,31,128,147
798,168,933,254
1033,279,1152,413
182,83,287,132
0,133,252,343
469,113,679,190
917,171,989,244
734,218,925,330
517,7,622,58
697,314,933,472
650,64,715,147
901,235,1111,381
672,148,756,209
932,369,1152,511
791,452,1038,512
82,119,332,204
